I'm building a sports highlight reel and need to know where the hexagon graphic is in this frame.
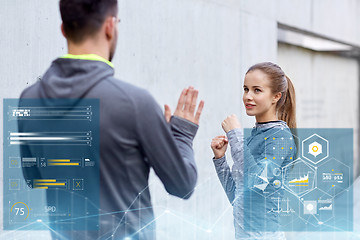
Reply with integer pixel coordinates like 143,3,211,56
299,188,334,228
283,158,316,197
302,134,329,164
268,191,300,230
308,141,322,157
247,127,299,198
263,128,298,164
303,200,317,214
317,157,351,197
247,160,282,198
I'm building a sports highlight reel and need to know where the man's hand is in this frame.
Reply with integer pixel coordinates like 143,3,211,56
211,135,228,159
221,114,241,133
164,86,204,125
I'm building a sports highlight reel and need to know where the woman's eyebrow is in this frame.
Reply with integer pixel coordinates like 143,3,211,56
244,85,263,88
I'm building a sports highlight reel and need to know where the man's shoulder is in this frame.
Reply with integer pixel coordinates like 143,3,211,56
20,81,41,98
105,77,147,94
99,77,161,123
102,77,156,104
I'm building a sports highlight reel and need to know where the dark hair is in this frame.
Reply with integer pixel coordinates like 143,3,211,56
246,62,297,129
60,0,118,43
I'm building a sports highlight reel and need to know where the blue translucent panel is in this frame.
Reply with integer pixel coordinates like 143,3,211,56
3,98,100,231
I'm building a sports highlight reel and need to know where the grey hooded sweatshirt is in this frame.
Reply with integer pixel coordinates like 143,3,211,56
20,55,198,239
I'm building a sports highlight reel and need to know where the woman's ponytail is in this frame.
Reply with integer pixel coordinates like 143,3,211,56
279,76,296,129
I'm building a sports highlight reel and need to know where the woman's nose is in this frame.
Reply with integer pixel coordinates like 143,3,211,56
244,92,253,100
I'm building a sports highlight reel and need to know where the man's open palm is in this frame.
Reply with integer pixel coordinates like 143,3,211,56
164,86,204,125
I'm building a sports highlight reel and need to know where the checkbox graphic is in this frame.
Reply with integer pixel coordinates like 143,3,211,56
73,179,84,190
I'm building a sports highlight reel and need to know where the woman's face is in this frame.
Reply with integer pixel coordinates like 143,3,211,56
243,70,279,120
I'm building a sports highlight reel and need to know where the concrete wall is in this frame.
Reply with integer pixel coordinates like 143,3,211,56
1,0,359,239
278,43,360,174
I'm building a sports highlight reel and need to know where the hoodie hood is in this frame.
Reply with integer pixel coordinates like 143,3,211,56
39,56,114,99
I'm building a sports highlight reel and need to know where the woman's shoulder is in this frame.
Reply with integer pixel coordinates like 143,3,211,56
267,127,294,143
255,121,292,137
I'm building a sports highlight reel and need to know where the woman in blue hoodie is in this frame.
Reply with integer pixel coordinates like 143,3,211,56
211,62,297,239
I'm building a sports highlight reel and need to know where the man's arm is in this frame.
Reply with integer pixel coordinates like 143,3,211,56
135,87,204,199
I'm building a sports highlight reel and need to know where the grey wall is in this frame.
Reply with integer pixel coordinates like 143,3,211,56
1,0,359,239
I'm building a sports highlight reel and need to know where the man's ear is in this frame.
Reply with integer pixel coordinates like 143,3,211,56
61,23,66,38
105,16,115,40
273,92,282,104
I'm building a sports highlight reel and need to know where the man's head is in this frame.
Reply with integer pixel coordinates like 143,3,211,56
60,0,118,61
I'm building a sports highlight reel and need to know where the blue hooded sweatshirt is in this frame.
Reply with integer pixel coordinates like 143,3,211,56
213,120,296,239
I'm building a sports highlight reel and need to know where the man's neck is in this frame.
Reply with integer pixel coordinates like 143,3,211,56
67,40,109,61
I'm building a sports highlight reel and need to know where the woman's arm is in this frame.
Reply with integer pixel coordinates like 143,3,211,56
213,156,236,204
226,128,245,176
211,136,236,204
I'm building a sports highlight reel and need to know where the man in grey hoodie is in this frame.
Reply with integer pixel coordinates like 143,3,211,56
19,0,204,239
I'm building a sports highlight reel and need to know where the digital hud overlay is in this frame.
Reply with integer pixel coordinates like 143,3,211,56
3,98,100,231
243,128,353,232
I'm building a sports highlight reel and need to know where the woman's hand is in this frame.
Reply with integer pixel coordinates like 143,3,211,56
211,136,229,159
221,114,241,133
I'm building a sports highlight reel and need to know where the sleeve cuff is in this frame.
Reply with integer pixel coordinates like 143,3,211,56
170,115,199,139
212,155,227,167
226,128,244,149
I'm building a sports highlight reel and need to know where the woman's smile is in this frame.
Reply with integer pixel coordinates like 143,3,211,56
245,103,256,109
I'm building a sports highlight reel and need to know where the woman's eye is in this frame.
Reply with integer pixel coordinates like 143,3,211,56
244,88,249,92
255,88,261,93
